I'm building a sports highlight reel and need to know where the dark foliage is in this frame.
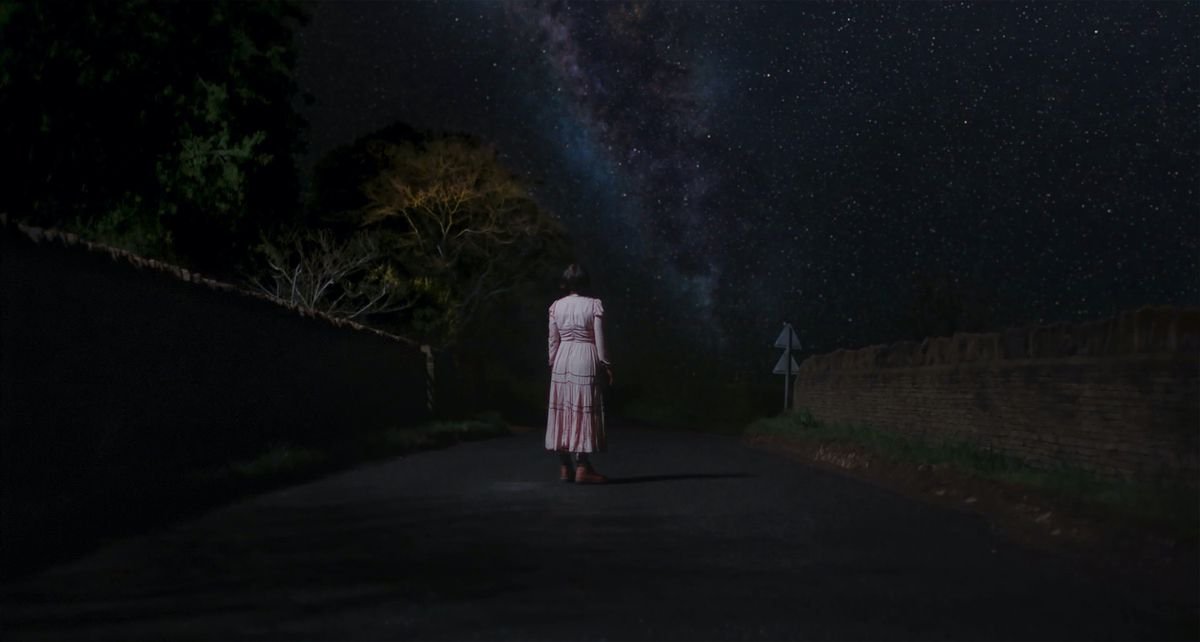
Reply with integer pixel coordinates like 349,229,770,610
0,0,308,277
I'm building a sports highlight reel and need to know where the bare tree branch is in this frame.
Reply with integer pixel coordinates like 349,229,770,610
246,227,417,322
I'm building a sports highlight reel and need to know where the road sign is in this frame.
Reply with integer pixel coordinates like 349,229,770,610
773,325,800,349
773,322,800,411
773,352,800,375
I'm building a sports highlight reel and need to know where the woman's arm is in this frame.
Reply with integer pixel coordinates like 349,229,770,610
593,299,611,378
595,313,613,385
548,303,560,367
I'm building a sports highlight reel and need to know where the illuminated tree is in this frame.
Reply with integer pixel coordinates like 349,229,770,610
358,136,568,345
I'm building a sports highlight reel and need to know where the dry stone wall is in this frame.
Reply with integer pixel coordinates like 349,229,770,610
792,306,1200,483
1,218,429,570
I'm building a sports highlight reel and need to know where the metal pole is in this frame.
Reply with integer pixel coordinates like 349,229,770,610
783,323,791,412
421,345,435,415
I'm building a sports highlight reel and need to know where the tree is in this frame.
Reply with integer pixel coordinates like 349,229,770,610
303,122,423,231
0,0,307,274
357,135,569,346
903,270,1004,339
248,227,413,322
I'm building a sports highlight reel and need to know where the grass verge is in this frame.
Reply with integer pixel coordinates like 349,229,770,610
198,413,512,485
615,380,778,434
364,414,511,454
745,409,1200,541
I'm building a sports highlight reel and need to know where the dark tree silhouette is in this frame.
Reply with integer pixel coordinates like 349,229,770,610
904,269,1007,339
0,0,308,276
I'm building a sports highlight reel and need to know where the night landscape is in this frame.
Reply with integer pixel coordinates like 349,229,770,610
1,1,1197,640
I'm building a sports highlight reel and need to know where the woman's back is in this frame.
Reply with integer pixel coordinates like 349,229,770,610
550,294,600,343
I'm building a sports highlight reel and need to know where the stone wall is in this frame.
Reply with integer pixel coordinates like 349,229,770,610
792,306,1200,482
1,218,429,570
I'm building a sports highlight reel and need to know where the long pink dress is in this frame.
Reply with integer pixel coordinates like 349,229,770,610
546,294,608,453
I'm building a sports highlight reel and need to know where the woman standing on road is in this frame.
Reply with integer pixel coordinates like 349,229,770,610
546,264,612,484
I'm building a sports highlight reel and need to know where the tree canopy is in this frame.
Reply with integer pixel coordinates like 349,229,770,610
2,2,572,350
257,127,571,347
0,0,307,274
363,136,568,344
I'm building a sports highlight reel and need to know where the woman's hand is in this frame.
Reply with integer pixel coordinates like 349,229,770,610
604,363,614,386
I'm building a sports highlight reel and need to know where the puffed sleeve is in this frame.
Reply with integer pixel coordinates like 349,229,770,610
548,301,560,367
593,298,610,366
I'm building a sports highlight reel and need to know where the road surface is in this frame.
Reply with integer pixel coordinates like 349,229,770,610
2,428,1195,640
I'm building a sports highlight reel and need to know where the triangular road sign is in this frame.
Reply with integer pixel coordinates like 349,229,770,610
773,325,800,349
773,352,801,375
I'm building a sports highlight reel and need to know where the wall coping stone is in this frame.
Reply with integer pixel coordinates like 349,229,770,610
1,213,418,347
797,306,1200,373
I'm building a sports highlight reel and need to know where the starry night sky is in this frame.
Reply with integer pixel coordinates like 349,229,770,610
295,1,1197,372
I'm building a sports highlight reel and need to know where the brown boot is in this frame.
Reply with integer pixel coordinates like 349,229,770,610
559,465,575,482
575,465,608,484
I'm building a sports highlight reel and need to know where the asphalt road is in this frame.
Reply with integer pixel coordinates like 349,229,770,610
2,428,1196,640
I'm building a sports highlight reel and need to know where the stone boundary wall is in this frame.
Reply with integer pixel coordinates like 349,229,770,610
0,214,418,345
1,217,429,568
792,306,1200,483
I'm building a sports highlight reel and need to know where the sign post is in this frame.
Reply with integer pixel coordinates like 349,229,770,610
773,322,800,412
420,345,435,415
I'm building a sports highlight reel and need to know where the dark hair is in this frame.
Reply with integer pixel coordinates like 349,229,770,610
560,263,590,293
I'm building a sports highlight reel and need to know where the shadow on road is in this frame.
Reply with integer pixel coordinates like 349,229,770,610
604,473,754,485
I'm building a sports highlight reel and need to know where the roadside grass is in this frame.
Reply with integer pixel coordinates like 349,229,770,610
365,414,510,453
617,380,777,434
194,413,511,486
228,444,328,478
746,409,1200,540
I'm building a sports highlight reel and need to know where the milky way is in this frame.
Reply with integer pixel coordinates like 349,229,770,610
296,1,1198,372
504,2,731,340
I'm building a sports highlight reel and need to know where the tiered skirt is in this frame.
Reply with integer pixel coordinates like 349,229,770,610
546,341,606,453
